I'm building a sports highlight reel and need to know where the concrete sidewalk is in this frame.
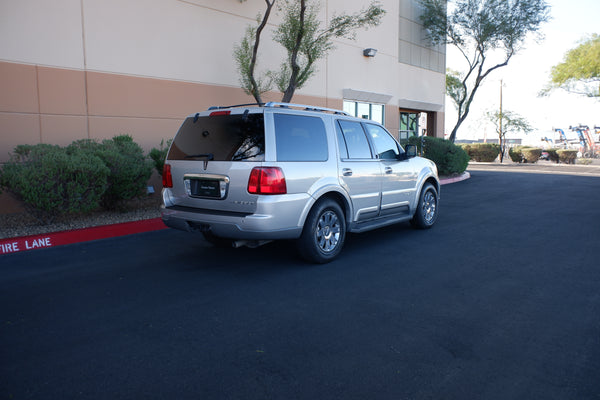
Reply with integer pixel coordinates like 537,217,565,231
468,160,600,177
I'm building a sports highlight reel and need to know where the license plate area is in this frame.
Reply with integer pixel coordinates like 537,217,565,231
184,174,229,199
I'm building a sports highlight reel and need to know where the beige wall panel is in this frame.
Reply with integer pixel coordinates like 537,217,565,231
82,0,284,86
0,113,41,162
0,0,83,69
37,67,87,115
0,62,39,113
386,105,400,133
327,0,399,59
397,63,445,106
86,72,257,119
327,45,398,100
88,116,183,153
40,115,88,146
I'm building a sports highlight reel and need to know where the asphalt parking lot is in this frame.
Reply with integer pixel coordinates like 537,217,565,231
1,169,600,399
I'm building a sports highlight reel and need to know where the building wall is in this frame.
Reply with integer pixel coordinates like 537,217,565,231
0,0,445,162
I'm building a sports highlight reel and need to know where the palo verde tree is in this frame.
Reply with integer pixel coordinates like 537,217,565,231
234,0,385,104
420,0,550,142
445,68,464,110
485,109,532,162
543,34,600,97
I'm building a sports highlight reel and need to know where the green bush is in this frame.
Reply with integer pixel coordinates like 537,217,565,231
408,136,469,176
557,149,578,164
0,144,109,223
509,146,524,162
521,147,542,163
69,135,153,209
462,143,500,162
545,148,560,163
148,139,172,176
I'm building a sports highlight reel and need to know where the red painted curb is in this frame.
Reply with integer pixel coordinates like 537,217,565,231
440,172,471,185
1,218,167,256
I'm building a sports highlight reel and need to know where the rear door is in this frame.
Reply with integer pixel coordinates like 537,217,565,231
166,111,265,214
335,119,382,221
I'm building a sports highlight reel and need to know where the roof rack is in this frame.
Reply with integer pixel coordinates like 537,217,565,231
206,102,349,116
207,103,264,110
264,102,349,115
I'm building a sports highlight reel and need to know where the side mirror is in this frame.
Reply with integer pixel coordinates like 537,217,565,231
405,144,417,159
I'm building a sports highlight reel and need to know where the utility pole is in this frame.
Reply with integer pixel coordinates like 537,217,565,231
499,79,504,162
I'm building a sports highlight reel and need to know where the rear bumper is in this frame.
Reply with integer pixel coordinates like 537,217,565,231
161,194,310,240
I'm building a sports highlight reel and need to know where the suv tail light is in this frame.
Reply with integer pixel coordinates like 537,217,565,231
162,164,173,188
248,167,287,195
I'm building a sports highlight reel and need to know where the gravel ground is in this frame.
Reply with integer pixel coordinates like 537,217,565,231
0,196,162,240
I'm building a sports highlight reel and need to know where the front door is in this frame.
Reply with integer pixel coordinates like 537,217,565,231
362,123,416,216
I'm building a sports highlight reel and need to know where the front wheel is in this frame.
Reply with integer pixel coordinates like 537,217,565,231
297,199,346,264
411,183,438,229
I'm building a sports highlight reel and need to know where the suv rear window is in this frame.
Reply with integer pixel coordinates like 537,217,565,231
167,113,265,161
274,114,328,162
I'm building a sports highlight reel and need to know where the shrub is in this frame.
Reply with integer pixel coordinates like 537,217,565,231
578,158,593,165
0,144,109,223
148,139,172,176
408,136,469,176
521,147,542,163
557,149,578,164
545,148,560,163
462,143,500,162
509,146,524,163
68,135,153,209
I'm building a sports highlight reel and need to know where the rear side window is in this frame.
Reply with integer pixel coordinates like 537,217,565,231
274,114,328,161
336,120,373,159
167,113,265,161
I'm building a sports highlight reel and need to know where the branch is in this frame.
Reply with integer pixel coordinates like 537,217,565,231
281,0,306,102
247,0,275,103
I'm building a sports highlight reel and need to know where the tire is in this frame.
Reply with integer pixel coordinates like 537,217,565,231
297,199,346,264
202,231,232,248
411,183,438,229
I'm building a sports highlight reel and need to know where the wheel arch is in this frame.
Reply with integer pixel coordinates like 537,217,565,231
298,187,352,231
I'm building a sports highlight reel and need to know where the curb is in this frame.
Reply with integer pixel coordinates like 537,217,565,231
440,171,471,185
1,218,167,256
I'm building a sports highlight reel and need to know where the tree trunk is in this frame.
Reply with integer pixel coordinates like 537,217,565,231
248,0,275,104
281,0,306,103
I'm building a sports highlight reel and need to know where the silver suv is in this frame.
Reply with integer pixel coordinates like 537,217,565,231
161,103,439,263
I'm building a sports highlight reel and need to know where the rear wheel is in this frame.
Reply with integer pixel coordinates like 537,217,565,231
411,183,438,229
297,199,346,264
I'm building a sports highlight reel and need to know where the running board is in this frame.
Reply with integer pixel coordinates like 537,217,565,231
348,214,412,233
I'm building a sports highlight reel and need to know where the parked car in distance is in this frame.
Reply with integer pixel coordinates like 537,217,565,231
161,102,440,263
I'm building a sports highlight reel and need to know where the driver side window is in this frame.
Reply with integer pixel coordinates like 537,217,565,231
363,124,403,160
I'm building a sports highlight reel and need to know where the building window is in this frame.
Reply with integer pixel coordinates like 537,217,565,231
343,100,385,124
399,112,419,144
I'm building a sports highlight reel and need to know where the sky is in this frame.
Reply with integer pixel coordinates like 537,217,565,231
445,0,600,143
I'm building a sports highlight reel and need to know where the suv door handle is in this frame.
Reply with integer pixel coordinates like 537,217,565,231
385,167,393,174
342,168,353,177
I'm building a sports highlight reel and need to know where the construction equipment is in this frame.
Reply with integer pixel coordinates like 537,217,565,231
569,125,600,158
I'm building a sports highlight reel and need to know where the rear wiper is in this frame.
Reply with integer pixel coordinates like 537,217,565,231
184,153,214,160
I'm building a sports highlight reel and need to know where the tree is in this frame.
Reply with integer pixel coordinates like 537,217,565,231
234,0,385,104
544,34,600,97
445,68,464,110
419,0,550,142
486,109,532,162
233,0,276,104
